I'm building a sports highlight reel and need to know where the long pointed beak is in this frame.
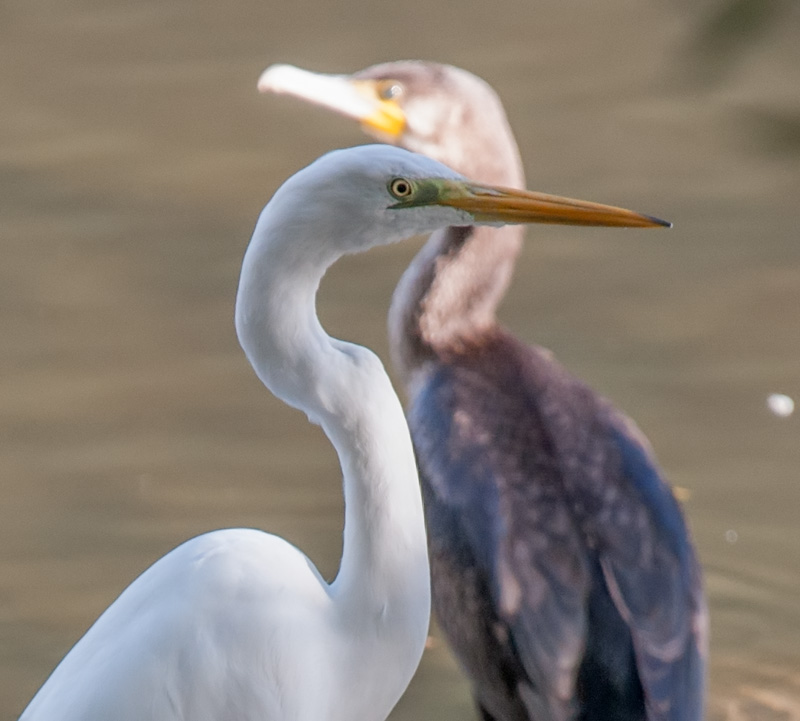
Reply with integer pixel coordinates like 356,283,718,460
257,64,406,138
398,180,671,228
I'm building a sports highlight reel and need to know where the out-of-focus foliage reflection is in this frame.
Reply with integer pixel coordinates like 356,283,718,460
670,0,800,161
688,0,793,78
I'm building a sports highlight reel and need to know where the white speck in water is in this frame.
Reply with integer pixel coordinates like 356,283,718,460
767,393,794,418
725,529,738,544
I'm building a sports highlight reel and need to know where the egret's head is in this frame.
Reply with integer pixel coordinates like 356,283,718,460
263,145,473,257
260,144,668,261
257,62,521,183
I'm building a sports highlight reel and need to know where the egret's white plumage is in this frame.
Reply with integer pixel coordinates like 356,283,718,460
20,145,478,721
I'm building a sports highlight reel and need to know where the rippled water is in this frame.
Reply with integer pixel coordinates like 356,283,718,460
1,0,799,718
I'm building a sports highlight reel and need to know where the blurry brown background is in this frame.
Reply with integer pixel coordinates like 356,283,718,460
1,0,798,718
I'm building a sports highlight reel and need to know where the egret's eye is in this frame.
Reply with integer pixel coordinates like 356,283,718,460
377,81,402,101
388,178,414,199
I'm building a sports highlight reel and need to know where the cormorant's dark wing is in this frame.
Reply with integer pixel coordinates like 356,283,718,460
411,335,706,721
596,410,708,721
411,343,595,721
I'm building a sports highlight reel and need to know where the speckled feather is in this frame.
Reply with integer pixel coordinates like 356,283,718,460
411,327,706,721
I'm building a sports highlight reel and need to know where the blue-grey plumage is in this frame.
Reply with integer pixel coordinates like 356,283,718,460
259,60,707,721
412,327,705,721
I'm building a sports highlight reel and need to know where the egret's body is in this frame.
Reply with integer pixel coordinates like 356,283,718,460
20,146,446,721
24,531,334,719
259,63,707,721
20,144,661,721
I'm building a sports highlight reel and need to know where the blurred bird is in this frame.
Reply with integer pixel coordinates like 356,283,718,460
259,61,707,721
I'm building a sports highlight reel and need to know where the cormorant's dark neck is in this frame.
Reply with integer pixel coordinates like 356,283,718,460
388,152,525,384
388,222,524,382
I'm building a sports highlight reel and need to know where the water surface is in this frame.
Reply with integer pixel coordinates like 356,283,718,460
1,0,799,718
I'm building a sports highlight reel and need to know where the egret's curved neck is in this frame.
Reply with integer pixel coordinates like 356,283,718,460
235,208,430,623
388,134,525,382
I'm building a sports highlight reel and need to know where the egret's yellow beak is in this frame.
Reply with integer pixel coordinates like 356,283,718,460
258,64,406,139
392,179,670,228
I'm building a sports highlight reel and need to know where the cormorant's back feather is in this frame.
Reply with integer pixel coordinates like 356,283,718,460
412,330,706,721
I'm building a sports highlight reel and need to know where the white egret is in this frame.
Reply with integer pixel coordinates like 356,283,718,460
19,145,666,721
259,63,707,721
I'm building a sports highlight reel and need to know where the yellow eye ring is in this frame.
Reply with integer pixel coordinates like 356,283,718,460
377,81,402,101
389,178,414,199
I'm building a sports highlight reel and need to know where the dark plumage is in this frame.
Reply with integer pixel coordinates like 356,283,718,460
413,330,705,721
260,60,707,721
